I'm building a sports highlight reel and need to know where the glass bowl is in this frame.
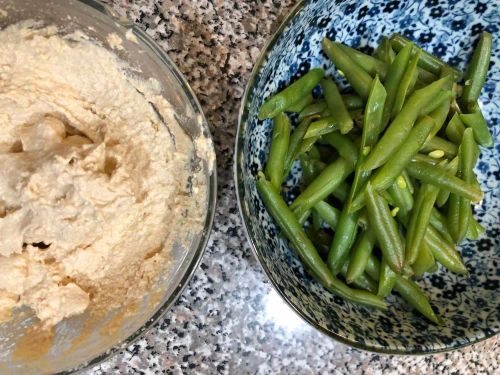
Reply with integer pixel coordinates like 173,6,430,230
235,0,499,354
0,0,216,373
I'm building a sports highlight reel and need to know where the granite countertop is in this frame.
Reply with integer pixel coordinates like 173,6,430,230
89,1,498,373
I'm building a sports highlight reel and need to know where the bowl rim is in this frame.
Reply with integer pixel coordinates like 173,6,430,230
234,0,497,355
43,0,217,373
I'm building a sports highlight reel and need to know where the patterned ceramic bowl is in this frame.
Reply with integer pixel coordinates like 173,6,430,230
235,0,499,353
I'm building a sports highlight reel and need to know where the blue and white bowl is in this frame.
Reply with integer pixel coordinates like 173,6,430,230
235,0,499,353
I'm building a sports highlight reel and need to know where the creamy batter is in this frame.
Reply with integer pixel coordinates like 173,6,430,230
0,22,210,327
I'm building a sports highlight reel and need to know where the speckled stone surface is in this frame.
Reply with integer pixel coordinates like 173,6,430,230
87,1,498,374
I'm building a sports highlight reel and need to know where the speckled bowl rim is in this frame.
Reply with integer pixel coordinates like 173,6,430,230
42,1,218,373
234,0,497,355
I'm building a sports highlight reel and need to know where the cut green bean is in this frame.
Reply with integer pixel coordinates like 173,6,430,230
323,132,359,167
375,37,396,64
322,38,373,99
321,78,353,134
286,94,314,113
363,76,449,171
446,113,466,144
460,106,493,147
346,227,376,284
327,208,359,275
313,201,340,229
265,113,291,189
462,31,492,104
390,34,462,80
406,160,483,202
421,136,458,158
341,260,378,293
259,68,324,119
284,117,313,176
435,157,460,207
391,49,420,119
412,242,435,277
298,101,327,121
425,225,468,274
365,182,404,273
342,94,364,110
338,43,388,79
304,116,339,139
378,257,397,297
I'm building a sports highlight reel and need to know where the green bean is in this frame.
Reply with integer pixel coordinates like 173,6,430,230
406,183,440,265
381,43,413,128
327,208,359,275
425,88,453,139
341,260,378,293
429,207,454,244
284,117,313,176
420,90,453,117
347,76,387,211
259,68,324,119
338,43,388,79
446,113,466,145
387,180,414,218
308,145,321,160
364,255,443,324
363,76,449,171
312,209,323,231
313,201,340,229
412,153,443,165
322,38,373,99
303,116,339,139
456,128,479,243
321,78,353,134
378,257,397,297
391,50,420,119
420,136,458,158
298,101,327,121
325,280,387,309
286,94,314,113
390,34,462,80
350,116,434,212
406,160,483,202
467,214,485,240
345,226,376,284
412,241,435,277
256,173,335,285
265,113,291,189
435,156,460,207
323,132,359,167
425,225,468,274
460,106,493,147
296,136,320,160
365,182,404,273
291,157,353,220
300,155,317,185
462,31,492,104
332,181,350,202
402,170,415,194
375,37,396,64
342,94,364,110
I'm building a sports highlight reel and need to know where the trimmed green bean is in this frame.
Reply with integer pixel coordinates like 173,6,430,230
391,50,420,119
420,90,453,117
323,132,359,167
350,116,434,212
425,226,468,274
265,113,291,189
364,255,443,324
327,208,359,275
406,160,483,202
341,260,378,293
412,242,435,277
286,94,314,113
304,116,339,139
322,38,373,99
381,43,413,128
446,113,466,144
338,43,388,79
346,227,376,284
321,78,353,134
375,37,396,64
284,117,313,176
435,157,460,207
390,34,462,80
363,76,449,171
429,207,455,244
291,158,353,219
342,94,364,110
378,257,397,297
259,68,324,119
462,31,492,104
298,101,327,121
421,136,458,158
365,182,404,273
460,106,493,147
313,201,340,229
406,183,440,265
387,180,414,218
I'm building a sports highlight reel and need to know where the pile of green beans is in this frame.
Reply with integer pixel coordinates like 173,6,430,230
256,32,492,324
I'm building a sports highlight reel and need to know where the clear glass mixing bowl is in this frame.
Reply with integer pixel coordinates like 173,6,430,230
0,0,217,373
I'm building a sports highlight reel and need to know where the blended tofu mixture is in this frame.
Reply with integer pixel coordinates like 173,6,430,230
0,22,210,327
